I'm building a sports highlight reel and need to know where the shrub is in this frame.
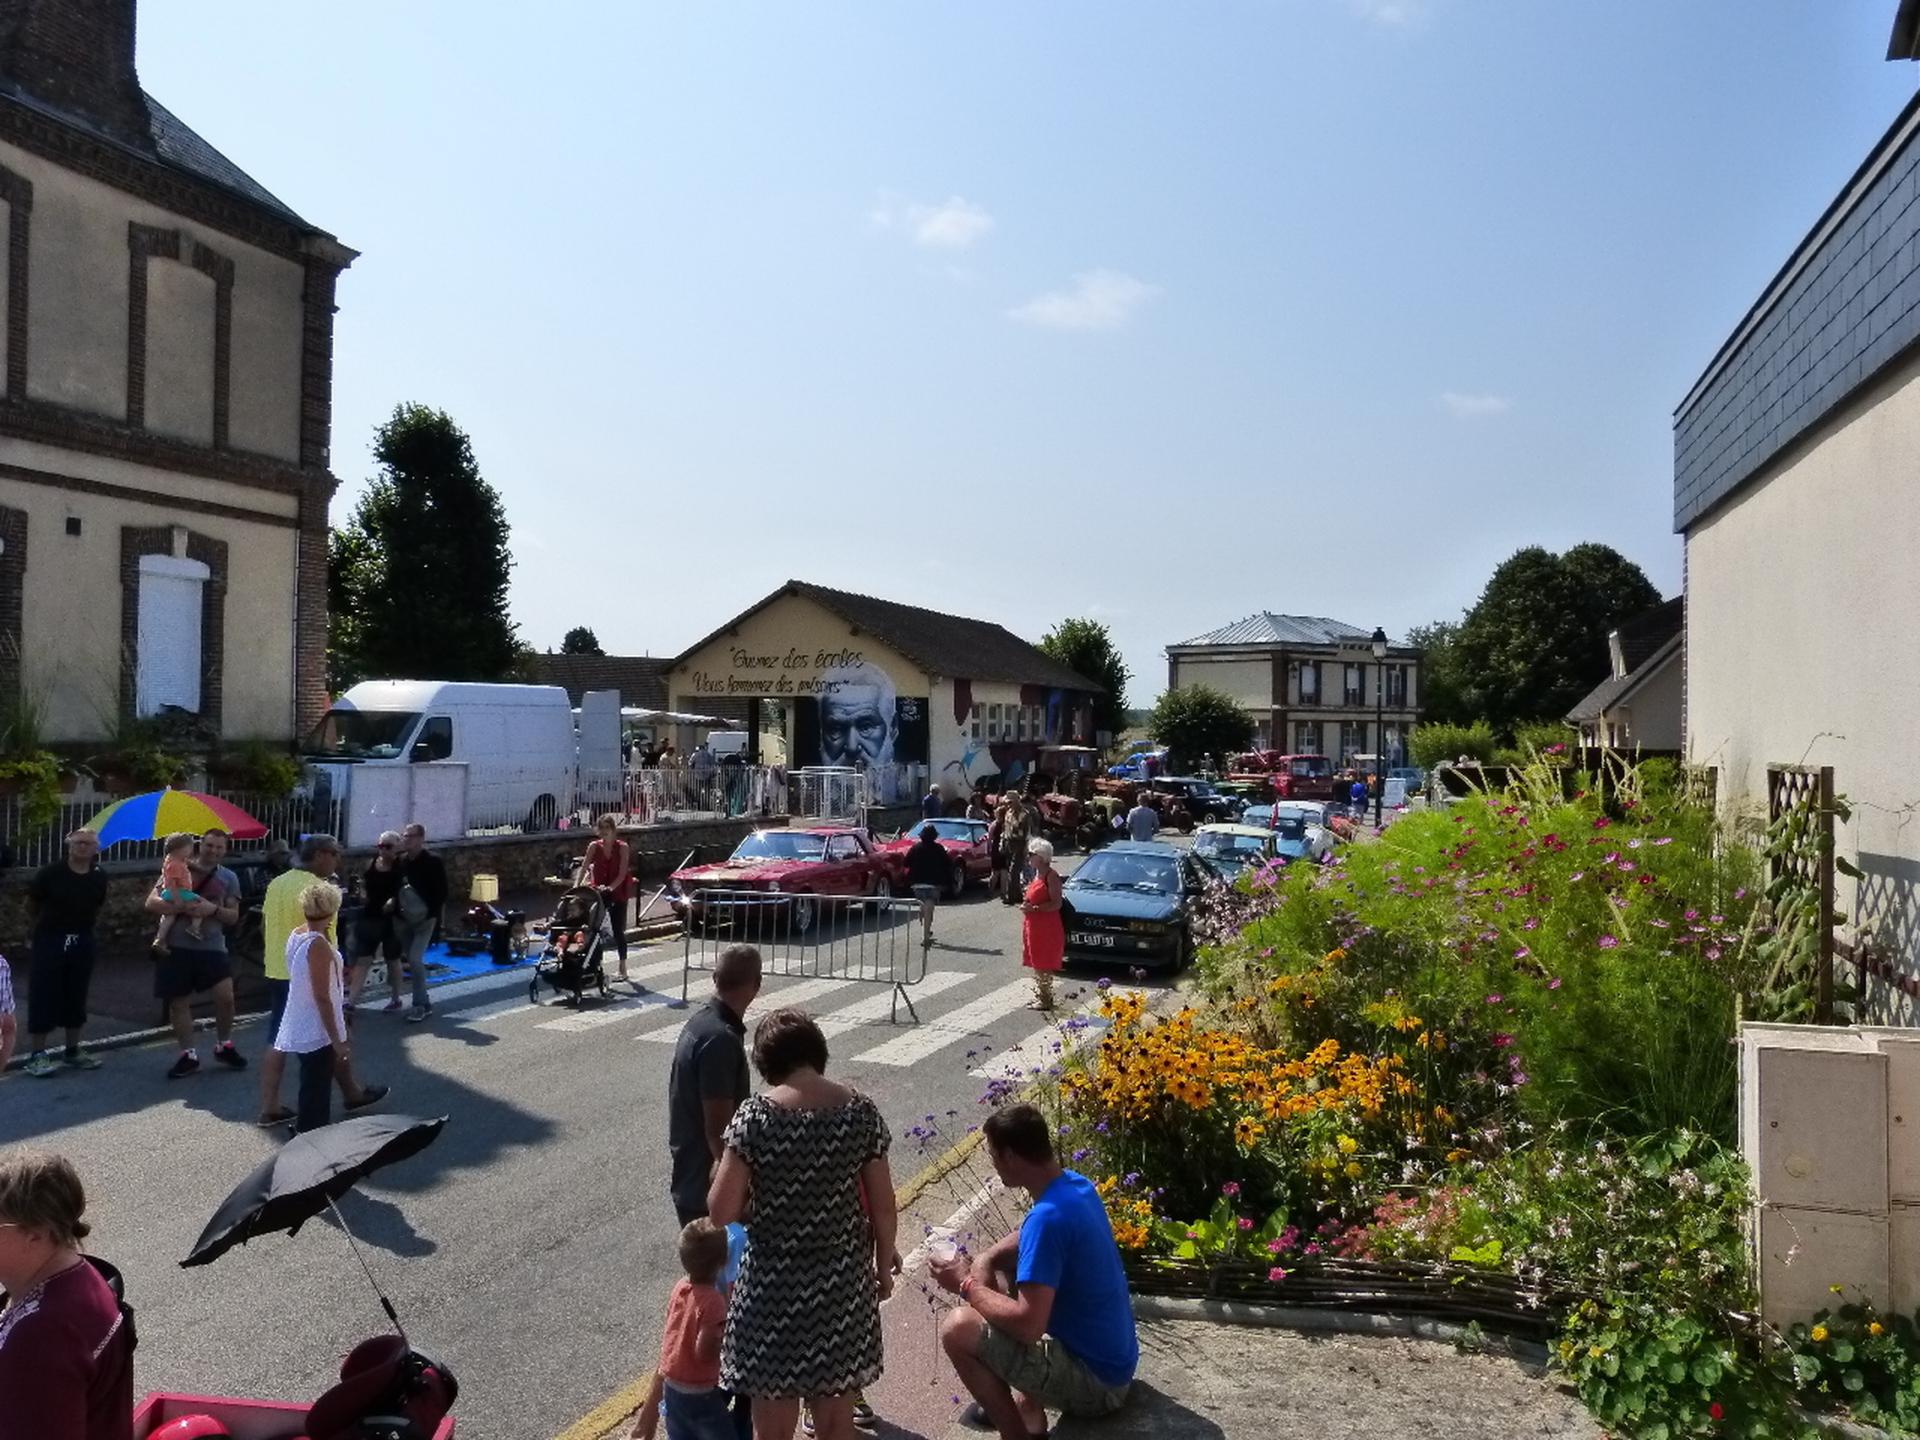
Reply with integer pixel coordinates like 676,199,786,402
1410,721,1498,770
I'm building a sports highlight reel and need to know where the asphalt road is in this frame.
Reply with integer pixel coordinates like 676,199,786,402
2,850,1183,1440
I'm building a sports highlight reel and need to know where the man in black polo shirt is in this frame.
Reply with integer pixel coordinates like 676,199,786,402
668,944,762,1225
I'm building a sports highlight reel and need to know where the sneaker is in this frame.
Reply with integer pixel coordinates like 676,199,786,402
212,1041,246,1071
23,1051,58,1079
852,1396,877,1431
166,1050,200,1079
404,1005,431,1024
62,1050,102,1071
381,998,405,1012
254,1106,296,1128
346,1084,390,1111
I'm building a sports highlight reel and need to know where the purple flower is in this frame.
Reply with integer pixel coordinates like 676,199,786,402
1653,836,1673,846
1522,916,1540,932
1570,871,1585,882
1221,1181,1242,1198
1513,946,1531,960
1547,976,1561,990
1598,935,1620,950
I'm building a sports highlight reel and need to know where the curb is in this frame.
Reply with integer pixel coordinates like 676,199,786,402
1129,1292,1553,1368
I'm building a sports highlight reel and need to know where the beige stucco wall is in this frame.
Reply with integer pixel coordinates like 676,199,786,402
1686,345,1920,986
0,448,300,743
1,140,304,462
673,592,925,706
1170,655,1271,710
1610,656,1682,750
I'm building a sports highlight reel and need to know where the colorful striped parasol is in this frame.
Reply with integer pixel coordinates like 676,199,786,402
87,788,269,846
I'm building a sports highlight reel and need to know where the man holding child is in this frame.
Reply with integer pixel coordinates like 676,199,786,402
933,1104,1138,1438
146,827,248,1080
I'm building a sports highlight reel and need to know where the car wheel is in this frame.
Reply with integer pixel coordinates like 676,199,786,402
873,875,893,900
949,869,966,901
1175,809,1196,834
790,895,819,934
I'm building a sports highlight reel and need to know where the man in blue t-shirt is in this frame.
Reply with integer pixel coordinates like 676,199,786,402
932,1104,1136,1437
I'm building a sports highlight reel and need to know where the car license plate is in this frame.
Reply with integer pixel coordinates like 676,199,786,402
1071,932,1114,947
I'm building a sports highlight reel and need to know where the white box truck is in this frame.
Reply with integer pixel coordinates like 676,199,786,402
302,680,582,835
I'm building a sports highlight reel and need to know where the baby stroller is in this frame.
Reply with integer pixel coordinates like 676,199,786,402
530,886,611,1007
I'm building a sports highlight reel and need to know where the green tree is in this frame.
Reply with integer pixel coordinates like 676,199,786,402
1037,617,1130,740
328,404,521,683
1148,684,1253,771
561,626,603,655
1452,543,1660,735
1409,720,1498,770
1404,618,1469,726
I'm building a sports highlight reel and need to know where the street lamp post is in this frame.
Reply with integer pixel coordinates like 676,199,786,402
1370,626,1388,828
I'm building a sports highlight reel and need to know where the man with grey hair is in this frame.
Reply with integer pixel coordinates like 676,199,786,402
21,828,109,1078
255,834,387,1127
818,661,898,769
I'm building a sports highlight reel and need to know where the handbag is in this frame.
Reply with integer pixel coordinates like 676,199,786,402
396,881,431,927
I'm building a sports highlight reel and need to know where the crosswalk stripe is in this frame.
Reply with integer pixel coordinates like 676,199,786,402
969,988,1147,1082
815,971,973,1039
849,979,1037,1068
527,955,695,1032
639,975,859,1044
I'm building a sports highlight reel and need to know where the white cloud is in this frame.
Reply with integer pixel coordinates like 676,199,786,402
1346,0,1430,27
1440,391,1513,419
869,193,995,250
1007,269,1159,332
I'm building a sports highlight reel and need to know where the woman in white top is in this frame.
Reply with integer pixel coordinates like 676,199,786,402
277,881,349,1135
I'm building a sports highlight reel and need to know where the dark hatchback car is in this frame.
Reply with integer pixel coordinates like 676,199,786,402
1061,841,1208,971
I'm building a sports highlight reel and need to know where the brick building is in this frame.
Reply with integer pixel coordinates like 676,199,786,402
0,0,354,747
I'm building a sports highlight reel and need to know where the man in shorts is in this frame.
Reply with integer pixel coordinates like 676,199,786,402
933,1103,1136,1438
145,827,247,1079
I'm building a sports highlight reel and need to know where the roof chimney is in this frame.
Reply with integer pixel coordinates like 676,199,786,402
0,0,151,146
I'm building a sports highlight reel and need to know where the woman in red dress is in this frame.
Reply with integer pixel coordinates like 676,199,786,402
1020,837,1065,1011
581,814,636,984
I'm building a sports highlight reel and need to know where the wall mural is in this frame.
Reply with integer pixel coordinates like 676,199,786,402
790,661,930,767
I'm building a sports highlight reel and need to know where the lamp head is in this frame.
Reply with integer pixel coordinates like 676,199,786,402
1369,626,1389,661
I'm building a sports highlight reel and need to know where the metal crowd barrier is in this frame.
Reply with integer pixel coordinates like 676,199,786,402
679,888,931,1022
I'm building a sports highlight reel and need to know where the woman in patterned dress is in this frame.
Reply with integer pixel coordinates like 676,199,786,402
709,1008,897,1440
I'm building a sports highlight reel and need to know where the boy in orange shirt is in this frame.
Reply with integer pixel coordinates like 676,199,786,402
634,1219,734,1440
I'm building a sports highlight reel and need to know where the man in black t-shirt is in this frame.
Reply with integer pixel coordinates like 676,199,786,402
667,944,761,1225
21,828,111,1078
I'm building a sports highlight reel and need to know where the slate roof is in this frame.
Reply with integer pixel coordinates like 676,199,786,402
0,78,314,230
524,654,669,709
1615,597,1684,674
1171,614,1380,648
675,581,1103,693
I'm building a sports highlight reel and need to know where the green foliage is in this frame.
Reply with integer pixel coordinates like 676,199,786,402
329,404,521,685
212,741,302,797
560,626,603,656
1778,1295,1920,1432
1038,618,1130,740
1500,721,1575,766
1404,619,1469,725
1147,684,1253,771
1409,720,1497,770
1452,544,1661,735
0,748,62,830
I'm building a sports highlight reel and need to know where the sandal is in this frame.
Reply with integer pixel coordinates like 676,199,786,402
959,1402,1046,1438
254,1106,295,1128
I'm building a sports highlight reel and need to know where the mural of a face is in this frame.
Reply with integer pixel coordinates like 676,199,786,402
820,663,897,767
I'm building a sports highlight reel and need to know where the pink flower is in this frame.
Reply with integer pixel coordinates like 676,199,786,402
1303,1242,1323,1256
1492,1032,1514,1048
1734,887,1748,900
1266,1238,1286,1254
1513,946,1531,960
1598,935,1620,949
1268,1266,1289,1282
1653,836,1673,846
1238,1217,1255,1231
1485,993,1504,1005
1221,1181,1241,1197
1592,817,1611,829
1547,976,1562,990
1570,871,1585,882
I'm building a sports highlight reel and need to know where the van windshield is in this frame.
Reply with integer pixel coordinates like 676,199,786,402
302,710,421,760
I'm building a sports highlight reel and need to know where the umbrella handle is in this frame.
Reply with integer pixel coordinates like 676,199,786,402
327,1195,408,1345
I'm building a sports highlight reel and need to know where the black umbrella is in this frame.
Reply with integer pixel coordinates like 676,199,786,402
182,1113,447,1336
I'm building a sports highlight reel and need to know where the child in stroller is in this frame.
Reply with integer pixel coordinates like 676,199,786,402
530,886,611,1006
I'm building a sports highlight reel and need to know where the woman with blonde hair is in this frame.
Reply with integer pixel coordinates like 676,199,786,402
1020,837,1066,1011
276,881,349,1134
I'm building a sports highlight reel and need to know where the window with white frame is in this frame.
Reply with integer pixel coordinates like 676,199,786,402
135,553,208,716
987,703,1001,739
1294,720,1321,754
1299,662,1319,703
1343,664,1365,706
1339,720,1366,761
969,704,981,740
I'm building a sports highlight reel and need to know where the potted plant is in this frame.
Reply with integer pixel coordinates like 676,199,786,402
207,741,302,797
0,748,63,830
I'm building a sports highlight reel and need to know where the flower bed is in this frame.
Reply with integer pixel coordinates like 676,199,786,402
1048,754,1905,1439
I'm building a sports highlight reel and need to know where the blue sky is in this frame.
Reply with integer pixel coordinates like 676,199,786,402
139,3,1915,705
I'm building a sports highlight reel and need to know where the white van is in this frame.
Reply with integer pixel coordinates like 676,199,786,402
303,680,579,831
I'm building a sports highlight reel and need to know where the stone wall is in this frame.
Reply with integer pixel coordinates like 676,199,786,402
0,813,787,953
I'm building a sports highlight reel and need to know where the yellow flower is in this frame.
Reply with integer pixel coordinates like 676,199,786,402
1336,1135,1359,1155
1811,1325,1830,1343
1343,1161,1364,1180
1445,1148,1471,1164
1871,1322,1886,1337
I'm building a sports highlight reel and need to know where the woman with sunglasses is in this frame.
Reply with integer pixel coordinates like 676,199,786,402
346,831,406,1012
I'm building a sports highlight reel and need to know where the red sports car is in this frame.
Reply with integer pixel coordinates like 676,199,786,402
667,827,893,933
875,817,993,899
